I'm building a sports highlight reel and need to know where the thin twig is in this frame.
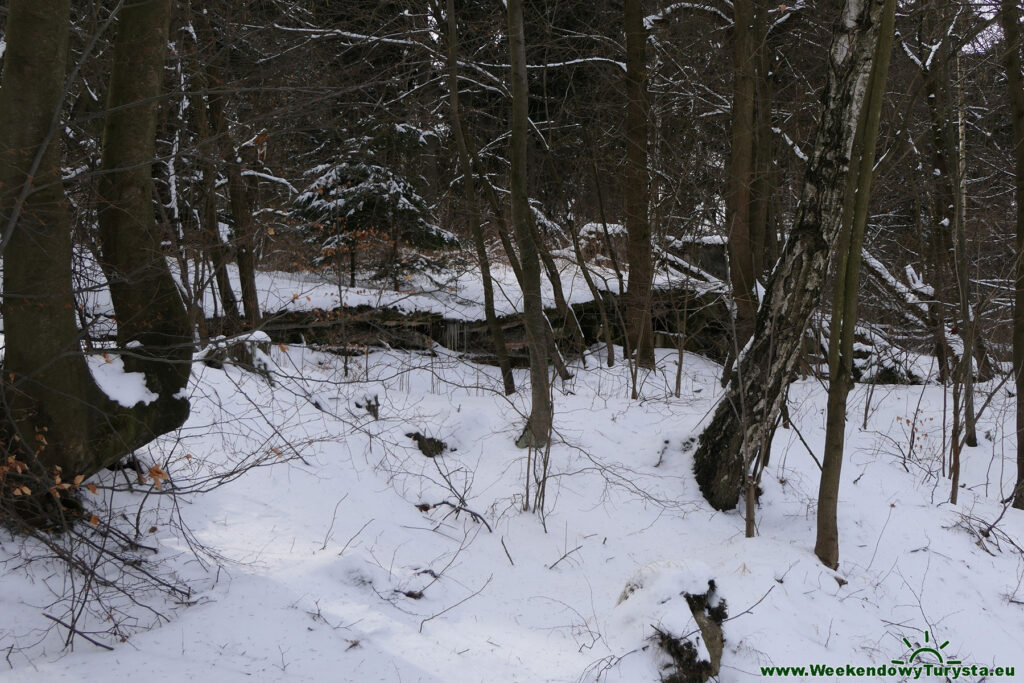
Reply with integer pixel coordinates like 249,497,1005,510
548,544,583,570
500,536,515,566
338,519,374,556
321,494,349,550
722,585,776,623
435,500,492,532
787,419,823,471
42,613,114,651
419,575,492,633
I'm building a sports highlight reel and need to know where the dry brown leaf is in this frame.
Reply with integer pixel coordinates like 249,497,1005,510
148,465,169,491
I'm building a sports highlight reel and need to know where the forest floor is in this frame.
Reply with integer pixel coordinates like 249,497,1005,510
2,274,1023,682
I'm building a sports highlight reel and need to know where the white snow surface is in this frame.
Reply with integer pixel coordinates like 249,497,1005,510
247,258,707,320
86,353,158,407
2,344,1023,682
77,257,704,330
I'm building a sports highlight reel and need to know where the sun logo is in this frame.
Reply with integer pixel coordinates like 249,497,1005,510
891,630,962,666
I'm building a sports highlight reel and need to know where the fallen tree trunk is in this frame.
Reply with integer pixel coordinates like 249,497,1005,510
250,283,734,367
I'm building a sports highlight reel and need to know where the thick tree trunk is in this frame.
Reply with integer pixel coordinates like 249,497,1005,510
444,0,515,396
0,0,97,475
95,0,192,436
507,0,552,447
0,0,191,480
693,0,893,511
815,0,895,567
624,0,654,368
1001,0,1024,510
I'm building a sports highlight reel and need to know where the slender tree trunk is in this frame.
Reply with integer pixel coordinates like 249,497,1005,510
815,0,896,568
472,150,525,283
949,51,978,448
694,0,894,510
185,33,241,330
568,217,616,366
1001,0,1024,510
207,93,261,327
195,9,261,327
750,0,776,273
722,0,774,387
726,0,758,351
923,77,955,386
507,0,552,447
624,0,654,368
443,0,515,395
536,233,586,358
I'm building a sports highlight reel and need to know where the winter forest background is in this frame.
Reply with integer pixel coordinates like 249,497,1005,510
1,0,1024,681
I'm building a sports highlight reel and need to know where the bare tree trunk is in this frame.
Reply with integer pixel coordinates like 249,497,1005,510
694,0,893,510
624,0,654,368
1001,0,1024,510
0,0,97,476
536,234,586,358
207,93,261,327
195,9,261,327
185,27,242,331
568,217,616,366
508,0,552,447
922,58,958,388
443,0,515,395
815,0,896,568
750,0,776,274
94,0,192,428
726,0,758,351
721,0,775,387
583,128,626,294
949,51,978,448
0,0,192,480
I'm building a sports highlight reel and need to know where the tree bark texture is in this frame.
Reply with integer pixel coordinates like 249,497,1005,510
624,0,655,367
815,0,896,568
0,0,96,475
694,0,893,511
508,0,552,446
726,0,759,349
1,0,191,479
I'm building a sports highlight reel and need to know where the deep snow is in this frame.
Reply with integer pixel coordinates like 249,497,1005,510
2,315,1023,682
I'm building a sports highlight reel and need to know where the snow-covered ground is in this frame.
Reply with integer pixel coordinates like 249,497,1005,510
2,339,1022,682
69,248,720,331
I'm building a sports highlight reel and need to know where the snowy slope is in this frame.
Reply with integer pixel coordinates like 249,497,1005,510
2,345,1022,682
